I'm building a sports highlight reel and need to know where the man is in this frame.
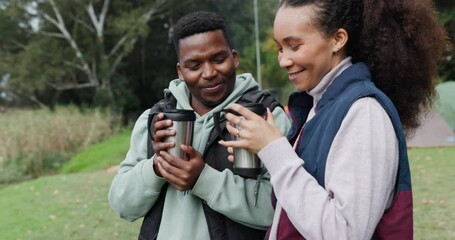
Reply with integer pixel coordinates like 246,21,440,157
108,11,291,240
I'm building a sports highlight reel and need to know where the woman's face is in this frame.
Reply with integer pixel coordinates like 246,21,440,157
274,5,341,92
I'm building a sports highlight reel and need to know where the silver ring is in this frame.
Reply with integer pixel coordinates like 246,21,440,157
236,118,243,127
236,128,241,138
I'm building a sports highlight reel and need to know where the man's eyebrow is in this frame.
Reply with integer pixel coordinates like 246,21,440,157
180,57,200,64
212,51,229,58
182,50,228,62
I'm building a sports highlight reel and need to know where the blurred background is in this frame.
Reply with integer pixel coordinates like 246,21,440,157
0,0,454,239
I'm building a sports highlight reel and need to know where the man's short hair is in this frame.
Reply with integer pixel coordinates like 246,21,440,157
172,11,232,55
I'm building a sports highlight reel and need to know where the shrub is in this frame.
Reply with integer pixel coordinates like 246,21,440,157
0,106,117,183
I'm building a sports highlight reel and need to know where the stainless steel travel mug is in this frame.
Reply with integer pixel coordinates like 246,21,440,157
163,110,195,161
232,103,266,177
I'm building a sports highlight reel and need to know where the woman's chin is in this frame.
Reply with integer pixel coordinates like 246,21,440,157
294,84,310,92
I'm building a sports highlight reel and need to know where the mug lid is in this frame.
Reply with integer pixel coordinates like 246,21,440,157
163,110,196,121
228,103,266,116
242,103,266,115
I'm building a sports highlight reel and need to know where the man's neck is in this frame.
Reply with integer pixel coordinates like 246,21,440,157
190,95,212,116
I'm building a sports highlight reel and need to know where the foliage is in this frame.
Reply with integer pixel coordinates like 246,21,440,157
0,106,117,183
61,130,130,174
0,0,286,119
432,0,455,82
235,1,294,102
0,0,33,55
1,0,455,116
0,0,171,111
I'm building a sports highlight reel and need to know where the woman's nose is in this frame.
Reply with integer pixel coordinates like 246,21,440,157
278,54,293,68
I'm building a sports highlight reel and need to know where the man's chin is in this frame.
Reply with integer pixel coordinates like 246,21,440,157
203,96,228,108
204,100,223,108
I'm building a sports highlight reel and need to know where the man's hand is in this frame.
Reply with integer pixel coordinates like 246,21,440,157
151,113,176,177
155,145,205,191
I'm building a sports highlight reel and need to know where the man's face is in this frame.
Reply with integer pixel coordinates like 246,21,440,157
177,30,239,113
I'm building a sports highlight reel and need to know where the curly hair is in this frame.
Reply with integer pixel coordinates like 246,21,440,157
280,0,449,135
172,11,232,56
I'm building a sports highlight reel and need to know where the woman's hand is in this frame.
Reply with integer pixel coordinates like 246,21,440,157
219,103,283,154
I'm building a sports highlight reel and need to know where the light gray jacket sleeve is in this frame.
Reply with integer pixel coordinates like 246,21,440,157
108,110,167,221
259,98,398,239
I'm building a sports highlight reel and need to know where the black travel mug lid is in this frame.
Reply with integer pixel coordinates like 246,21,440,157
228,103,266,116
163,110,196,121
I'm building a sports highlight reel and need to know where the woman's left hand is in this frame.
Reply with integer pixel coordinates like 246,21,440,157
218,103,283,154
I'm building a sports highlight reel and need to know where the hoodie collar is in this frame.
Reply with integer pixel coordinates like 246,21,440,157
168,73,259,121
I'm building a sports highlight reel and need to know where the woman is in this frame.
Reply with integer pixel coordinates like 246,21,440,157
219,0,447,239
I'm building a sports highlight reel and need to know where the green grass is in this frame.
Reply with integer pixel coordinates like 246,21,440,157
0,130,453,240
409,147,455,239
0,130,140,240
60,130,131,174
0,170,141,240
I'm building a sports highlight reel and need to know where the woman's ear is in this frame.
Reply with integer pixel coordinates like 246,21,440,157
332,28,348,54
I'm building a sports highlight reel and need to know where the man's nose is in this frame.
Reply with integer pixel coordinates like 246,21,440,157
202,63,216,79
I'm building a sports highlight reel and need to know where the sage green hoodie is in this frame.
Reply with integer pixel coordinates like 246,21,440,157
108,73,291,240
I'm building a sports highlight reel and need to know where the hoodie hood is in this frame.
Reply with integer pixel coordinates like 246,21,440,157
167,73,259,152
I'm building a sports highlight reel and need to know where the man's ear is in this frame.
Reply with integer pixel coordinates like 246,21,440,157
332,28,348,54
231,49,240,69
176,63,184,81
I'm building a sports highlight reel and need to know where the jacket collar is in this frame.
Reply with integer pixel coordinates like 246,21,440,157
287,62,372,130
317,62,372,110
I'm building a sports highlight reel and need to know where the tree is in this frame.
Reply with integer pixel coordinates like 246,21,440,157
1,0,286,121
435,0,455,82
0,0,36,106
1,0,172,111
